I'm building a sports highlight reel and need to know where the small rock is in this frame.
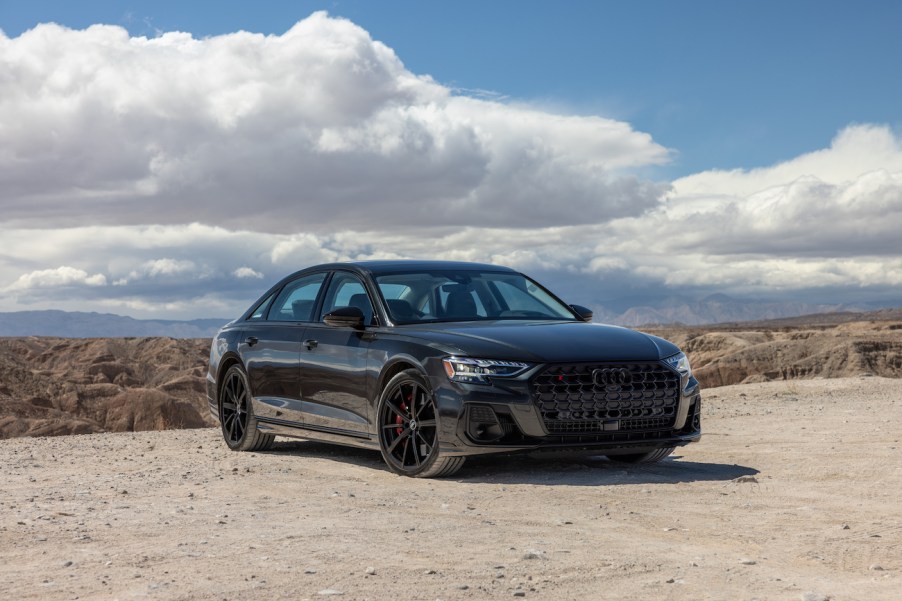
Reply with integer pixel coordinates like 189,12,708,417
841,524,849,530
424,569,436,575
365,566,376,575
62,561,73,568
513,593,526,598
801,593,828,601
869,564,885,571
457,584,469,590
666,578,675,583
740,559,757,565
304,569,317,574
318,589,343,596
733,476,758,484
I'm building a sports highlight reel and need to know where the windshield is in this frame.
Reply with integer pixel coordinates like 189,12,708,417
375,270,578,324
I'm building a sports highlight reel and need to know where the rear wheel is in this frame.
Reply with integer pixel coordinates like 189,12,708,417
607,446,675,464
377,369,465,478
219,364,274,452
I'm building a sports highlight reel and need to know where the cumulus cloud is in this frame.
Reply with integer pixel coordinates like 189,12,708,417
233,267,263,279
0,13,669,232
583,124,902,295
7,266,107,291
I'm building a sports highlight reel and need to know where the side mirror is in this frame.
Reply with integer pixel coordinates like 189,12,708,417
570,304,593,322
323,306,365,329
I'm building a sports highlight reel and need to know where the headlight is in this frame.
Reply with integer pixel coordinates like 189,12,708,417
442,357,531,384
665,351,692,377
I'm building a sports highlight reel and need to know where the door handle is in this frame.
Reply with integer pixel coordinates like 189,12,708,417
246,336,259,347
303,339,318,350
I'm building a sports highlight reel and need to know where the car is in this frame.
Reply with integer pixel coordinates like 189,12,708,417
207,260,701,477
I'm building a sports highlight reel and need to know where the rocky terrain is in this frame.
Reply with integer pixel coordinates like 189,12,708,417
644,310,902,388
0,337,213,439
1,310,901,440
1,376,899,600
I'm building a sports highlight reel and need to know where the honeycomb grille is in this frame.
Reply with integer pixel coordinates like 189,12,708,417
532,362,680,434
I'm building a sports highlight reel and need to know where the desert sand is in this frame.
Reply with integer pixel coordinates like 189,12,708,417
1,376,899,600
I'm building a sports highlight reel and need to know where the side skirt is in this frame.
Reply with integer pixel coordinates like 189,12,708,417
255,417,379,451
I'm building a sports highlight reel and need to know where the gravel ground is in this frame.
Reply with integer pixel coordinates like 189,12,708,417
1,376,900,601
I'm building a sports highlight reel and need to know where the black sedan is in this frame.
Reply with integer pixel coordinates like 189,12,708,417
207,261,701,477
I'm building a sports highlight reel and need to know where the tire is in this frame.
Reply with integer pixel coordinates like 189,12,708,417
607,446,675,464
376,369,465,478
219,364,275,452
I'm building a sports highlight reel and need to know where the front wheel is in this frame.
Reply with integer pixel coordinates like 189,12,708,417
219,364,274,452
607,447,675,464
377,369,465,478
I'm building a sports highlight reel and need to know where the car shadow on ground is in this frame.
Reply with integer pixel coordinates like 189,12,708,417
262,440,758,486
457,452,759,486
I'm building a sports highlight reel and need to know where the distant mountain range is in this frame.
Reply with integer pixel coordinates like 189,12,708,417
0,311,228,338
587,294,896,327
0,296,900,337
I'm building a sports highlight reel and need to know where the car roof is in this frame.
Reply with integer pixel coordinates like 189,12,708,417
296,260,519,277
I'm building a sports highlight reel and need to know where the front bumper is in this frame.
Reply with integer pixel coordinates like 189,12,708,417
431,367,702,457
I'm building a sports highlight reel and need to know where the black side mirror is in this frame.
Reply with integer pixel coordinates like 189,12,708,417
323,306,365,329
570,304,593,322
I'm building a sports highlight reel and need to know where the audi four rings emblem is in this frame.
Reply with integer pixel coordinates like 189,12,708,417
593,367,633,388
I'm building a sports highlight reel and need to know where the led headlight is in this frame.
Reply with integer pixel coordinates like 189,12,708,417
442,357,531,384
665,351,692,377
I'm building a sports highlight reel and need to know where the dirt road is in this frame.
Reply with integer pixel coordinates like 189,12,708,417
1,376,899,600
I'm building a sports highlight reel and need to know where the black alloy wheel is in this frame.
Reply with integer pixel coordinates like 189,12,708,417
377,369,464,478
219,364,274,452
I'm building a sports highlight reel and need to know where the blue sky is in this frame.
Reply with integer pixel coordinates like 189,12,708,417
0,1,900,320
4,0,900,176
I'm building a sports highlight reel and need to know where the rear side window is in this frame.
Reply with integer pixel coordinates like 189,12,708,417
247,292,276,321
269,273,327,322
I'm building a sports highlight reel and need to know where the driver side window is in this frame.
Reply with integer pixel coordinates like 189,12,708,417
319,273,375,326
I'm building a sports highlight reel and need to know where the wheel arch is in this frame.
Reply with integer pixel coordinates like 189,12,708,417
375,355,429,401
215,352,245,409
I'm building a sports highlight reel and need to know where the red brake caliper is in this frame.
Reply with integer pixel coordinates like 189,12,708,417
395,397,409,435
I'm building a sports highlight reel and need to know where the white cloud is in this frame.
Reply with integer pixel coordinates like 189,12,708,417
0,13,669,232
7,266,107,291
142,259,197,278
233,267,263,279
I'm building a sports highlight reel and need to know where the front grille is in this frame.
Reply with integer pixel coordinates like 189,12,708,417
532,362,680,434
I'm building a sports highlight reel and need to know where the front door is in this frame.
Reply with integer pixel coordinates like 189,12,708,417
298,271,375,435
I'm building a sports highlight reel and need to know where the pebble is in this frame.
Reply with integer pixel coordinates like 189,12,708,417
869,564,884,571
365,566,376,575
513,593,526,597
62,561,73,568
801,593,828,601
740,559,757,565
457,584,469,590
304,569,317,574
318,589,343,596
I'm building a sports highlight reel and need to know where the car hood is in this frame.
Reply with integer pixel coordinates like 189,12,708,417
397,320,680,363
